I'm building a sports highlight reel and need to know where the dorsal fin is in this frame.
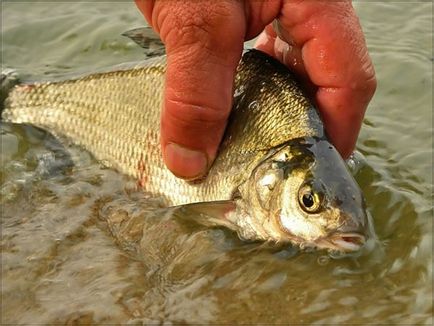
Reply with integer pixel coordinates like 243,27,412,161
122,27,165,57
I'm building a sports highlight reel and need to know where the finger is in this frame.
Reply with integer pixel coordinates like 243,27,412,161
268,1,376,158
147,1,245,179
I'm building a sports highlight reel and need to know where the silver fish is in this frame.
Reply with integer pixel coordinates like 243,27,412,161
1,30,372,252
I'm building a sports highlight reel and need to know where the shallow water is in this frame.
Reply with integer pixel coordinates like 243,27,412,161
1,1,432,324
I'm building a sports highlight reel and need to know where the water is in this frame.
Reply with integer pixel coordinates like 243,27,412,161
1,1,432,324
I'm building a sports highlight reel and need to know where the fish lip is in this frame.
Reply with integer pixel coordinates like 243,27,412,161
326,232,366,252
276,225,366,252
279,233,366,253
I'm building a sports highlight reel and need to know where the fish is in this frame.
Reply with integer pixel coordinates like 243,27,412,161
1,29,372,252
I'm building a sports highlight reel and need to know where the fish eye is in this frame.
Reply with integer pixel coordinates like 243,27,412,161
302,193,314,207
298,184,322,213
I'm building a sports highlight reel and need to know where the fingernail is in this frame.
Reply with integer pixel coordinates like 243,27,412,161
163,143,208,180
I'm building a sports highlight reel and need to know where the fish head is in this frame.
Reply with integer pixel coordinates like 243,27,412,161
240,137,370,252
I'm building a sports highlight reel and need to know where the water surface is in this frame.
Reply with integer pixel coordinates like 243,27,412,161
1,1,432,324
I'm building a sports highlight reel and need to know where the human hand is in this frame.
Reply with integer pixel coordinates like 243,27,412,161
135,0,376,180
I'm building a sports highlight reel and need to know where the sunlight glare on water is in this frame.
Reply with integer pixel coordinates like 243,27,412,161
1,1,432,324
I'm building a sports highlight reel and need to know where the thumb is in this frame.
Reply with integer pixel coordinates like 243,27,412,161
137,1,245,180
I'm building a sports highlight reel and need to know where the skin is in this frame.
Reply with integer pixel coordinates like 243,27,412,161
135,0,377,180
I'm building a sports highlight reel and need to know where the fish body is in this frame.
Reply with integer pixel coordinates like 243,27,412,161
2,48,371,251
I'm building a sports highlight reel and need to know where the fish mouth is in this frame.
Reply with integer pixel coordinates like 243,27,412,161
316,233,366,252
330,233,366,252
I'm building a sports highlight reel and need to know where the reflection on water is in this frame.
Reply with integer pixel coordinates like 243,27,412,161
1,1,432,324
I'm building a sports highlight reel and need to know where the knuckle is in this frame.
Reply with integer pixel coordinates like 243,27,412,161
353,59,377,99
165,98,229,129
162,100,229,147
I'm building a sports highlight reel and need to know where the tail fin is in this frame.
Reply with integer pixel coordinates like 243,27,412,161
1,69,20,113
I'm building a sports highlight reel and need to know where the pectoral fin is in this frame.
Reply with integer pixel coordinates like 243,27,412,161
174,200,239,231
122,27,165,57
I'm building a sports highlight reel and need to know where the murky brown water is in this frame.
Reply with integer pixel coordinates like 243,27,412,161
1,1,432,324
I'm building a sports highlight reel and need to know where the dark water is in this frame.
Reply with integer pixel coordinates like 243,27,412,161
1,1,432,324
